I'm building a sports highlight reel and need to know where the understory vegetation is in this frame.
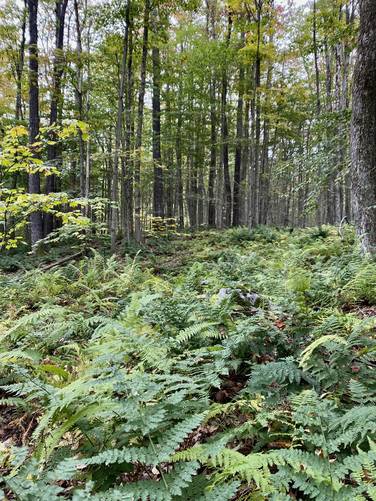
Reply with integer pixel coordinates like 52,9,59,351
1,226,376,500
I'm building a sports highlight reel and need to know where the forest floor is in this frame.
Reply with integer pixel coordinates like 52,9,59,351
1,226,376,500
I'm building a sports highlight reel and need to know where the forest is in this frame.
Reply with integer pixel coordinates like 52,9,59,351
1,0,376,499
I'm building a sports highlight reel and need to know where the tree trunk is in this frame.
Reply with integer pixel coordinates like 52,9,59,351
313,0,321,114
165,84,174,220
74,0,85,198
206,0,217,227
15,0,27,121
28,0,43,246
221,13,232,227
134,0,150,242
123,2,134,242
350,0,376,254
175,80,184,229
232,32,245,227
258,46,273,225
248,2,262,228
241,76,250,225
152,46,164,220
110,4,129,252
44,0,68,236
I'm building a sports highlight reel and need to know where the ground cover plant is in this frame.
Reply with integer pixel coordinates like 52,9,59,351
1,226,376,500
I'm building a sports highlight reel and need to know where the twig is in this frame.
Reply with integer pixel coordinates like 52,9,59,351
39,251,84,271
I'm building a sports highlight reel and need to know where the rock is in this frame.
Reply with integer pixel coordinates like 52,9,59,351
238,291,261,307
217,288,261,307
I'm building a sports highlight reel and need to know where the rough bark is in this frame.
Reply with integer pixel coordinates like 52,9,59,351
350,0,376,254
44,0,68,236
28,0,43,246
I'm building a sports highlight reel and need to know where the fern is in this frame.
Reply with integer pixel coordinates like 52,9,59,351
176,321,221,344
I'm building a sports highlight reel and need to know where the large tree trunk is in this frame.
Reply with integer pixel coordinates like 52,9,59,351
351,0,376,254
28,0,43,246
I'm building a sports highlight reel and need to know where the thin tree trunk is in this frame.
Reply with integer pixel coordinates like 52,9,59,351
74,0,85,198
110,3,129,251
221,12,232,227
134,0,150,242
313,0,321,114
241,75,250,225
165,84,174,219
206,0,217,227
152,46,164,220
232,32,245,227
123,2,134,242
44,0,68,236
248,3,262,229
258,43,273,225
187,133,197,229
15,0,27,121
176,80,184,229
84,12,91,214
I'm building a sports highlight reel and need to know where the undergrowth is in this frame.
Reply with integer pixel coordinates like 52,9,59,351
1,225,376,500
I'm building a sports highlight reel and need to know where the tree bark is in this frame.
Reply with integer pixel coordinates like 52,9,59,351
248,1,262,228
152,46,164,220
74,0,85,198
232,32,245,227
15,0,27,121
165,84,174,220
28,0,43,246
175,79,184,229
350,0,376,254
313,0,321,114
134,0,150,242
110,3,129,252
221,12,232,227
123,2,134,242
206,0,217,227
44,0,68,236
